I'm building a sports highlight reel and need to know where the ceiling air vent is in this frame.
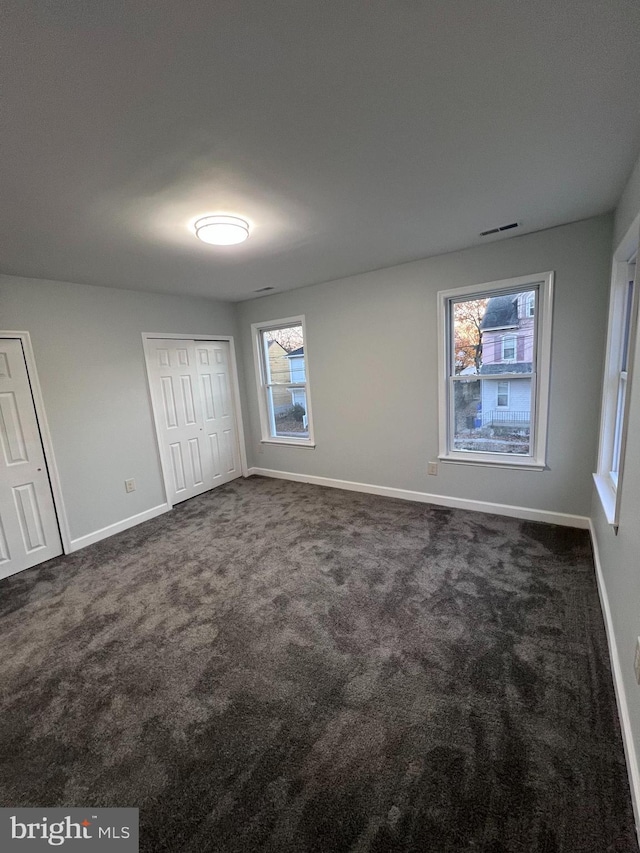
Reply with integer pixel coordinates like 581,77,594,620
480,221,519,237
254,286,275,292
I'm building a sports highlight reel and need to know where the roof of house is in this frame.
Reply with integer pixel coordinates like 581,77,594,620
287,347,304,357
480,362,532,375
480,295,518,330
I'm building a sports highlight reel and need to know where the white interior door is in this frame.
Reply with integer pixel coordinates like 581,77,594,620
147,339,241,505
196,342,240,487
148,340,211,505
0,339,62,579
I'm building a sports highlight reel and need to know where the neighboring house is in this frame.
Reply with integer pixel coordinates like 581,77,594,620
286,346,308,426
267,340,292,416
479,291,535,431
266,341,308,425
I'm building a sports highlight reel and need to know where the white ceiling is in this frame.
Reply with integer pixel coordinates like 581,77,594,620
2,0,640,302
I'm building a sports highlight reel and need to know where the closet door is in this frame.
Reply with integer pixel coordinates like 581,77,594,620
0,338,62,578
147,339,242,505
196,342,240,487
147,340,213,504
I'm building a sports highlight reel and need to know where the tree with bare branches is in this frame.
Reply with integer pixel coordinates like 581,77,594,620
266,326,304,353
453,298,487,374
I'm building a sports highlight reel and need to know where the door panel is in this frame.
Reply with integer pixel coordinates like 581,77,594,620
148,340,213,504
161,377,178,428
209,432,222,479
222,428,236,474
0,392,29,462
0,520,10,563
0,339,62,579
195,342,240,486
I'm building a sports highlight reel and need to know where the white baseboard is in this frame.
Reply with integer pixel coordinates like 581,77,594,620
589,521,640,840
68,503,171,552
247,467,589,528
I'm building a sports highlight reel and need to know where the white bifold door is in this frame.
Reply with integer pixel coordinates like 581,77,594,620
0,339,62,579
147,339,242,505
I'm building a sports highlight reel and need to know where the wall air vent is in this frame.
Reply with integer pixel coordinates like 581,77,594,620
254,286,275,292
480,221,520,237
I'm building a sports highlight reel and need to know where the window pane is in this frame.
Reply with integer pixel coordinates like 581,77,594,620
621,280,634,372
450,287,536,456
452,297,488,375
497,381,509,407
261,323,309,438
611,375,627,478
502,336,516,360
452,378,531,455
270,387,309,439
261,324,304,384
452,288,536,377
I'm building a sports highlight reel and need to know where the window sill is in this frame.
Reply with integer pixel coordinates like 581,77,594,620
438,453,545,471
593,473,617,526
260,439,316,449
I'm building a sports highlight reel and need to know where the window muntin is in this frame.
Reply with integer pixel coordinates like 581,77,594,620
438,272,553,469
252,317,314,445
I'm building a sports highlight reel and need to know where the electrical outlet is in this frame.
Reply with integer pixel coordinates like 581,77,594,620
427,462,438,476
124,478,136,493
634,638,640,686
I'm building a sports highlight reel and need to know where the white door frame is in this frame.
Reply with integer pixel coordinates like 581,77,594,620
0,331,72,554
142,332,248,508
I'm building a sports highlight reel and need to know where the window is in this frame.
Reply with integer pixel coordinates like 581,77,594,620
252,316,315,446
437,271,554,469
611,279,634,487
594,221,638,527
496,381,510,408
501,335,517,361
526,293,535,317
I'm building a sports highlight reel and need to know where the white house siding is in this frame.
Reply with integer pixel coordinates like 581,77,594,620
289,355,306,382
481,377,531,424
291,388,307,408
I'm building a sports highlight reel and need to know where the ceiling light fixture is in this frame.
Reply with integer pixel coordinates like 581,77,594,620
194,215,250,246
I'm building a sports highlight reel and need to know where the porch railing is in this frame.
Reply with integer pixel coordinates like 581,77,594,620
482,410,530,427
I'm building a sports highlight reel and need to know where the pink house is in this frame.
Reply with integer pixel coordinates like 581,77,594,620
479,291,535,430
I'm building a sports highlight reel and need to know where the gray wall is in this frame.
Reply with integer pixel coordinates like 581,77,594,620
237,215,612,518
1,275,241,542
591,151,640,782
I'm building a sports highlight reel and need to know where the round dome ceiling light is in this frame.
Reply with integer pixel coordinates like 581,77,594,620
194,215,250,246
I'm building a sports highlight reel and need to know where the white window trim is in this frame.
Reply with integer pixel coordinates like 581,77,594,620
594,213,639,528
496,380,510,408
501,334,517,362
251,314,316,447
437,271,554,471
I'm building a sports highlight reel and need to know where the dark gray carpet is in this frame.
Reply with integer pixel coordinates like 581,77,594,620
0,476,637,853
